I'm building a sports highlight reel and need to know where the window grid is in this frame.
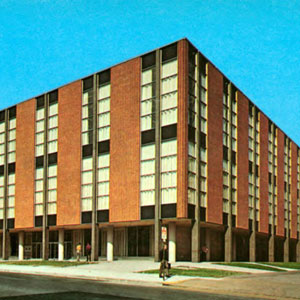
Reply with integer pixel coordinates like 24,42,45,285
160,58,178,127
47,165,57,215
98,83,110,141
82,88,94,146
199,56,207,208
97,153,110,210
81,157,93,212
283,137,291,232
0,175,4,219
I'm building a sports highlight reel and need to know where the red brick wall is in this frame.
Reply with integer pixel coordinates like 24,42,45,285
15,99,35,229
207,63,223,224
177,40,188,219
236,92,248,229
259,113,269,234
277,129,285,237
57,81,82,226
291,142,298,239
110,58,140,222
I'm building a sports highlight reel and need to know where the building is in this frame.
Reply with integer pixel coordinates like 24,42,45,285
0,38,300,263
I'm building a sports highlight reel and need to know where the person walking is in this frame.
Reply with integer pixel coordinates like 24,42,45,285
86,243,91,262
76,243,82,262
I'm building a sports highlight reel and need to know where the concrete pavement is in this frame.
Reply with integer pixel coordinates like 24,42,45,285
0,259,299,299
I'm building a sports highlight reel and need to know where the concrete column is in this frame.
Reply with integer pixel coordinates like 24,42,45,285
91,225,99,261
107,227,113,262
268,235,275,262
168,223,176,263
2,230,8,260
284,238,289,262
18,232,24,261
58,229,64,261
224,227,232,262
191,220,200,262
42,227,49,260
249,231,256,262
296,240,300,262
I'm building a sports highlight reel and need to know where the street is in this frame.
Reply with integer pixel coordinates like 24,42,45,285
0,272,262,300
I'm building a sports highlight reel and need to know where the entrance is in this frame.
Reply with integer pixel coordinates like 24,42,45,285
128,226,150,256
10,233,18,256
64,230,73,259
32,232,42,258
49,231,58,259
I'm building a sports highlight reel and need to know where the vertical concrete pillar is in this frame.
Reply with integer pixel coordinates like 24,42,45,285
284,238,289,262
2,230,8,260
191,220,200,262
224,227,232,262
42,227,49,260
58,229,64,261
268,235,275,262
107,227,113,262
18,232,24,261
168,223,176,263
91,225,99,262
249,231,256,262
296,240,300,262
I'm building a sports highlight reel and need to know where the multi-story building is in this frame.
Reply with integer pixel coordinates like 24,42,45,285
1,38,300,263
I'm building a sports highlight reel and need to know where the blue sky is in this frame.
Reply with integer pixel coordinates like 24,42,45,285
1,0,300,144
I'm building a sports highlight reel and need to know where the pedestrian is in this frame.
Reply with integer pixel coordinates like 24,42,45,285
76,243,82,262
86,243,91,262
159,242,170,280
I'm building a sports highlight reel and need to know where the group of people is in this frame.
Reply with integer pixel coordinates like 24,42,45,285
76,242,92,262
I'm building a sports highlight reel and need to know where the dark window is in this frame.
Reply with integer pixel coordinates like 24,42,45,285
36,96,45,109
64,231,72,241
284,182,287,192
188,125,195,143
142,52,156,69
0,220,3,229
223,146,228,161
0,166,4,176
249,219,253,231
162,43,177,62
223,213,228,226
274,176,277,185
200,132,206,148
48,153,57,165
8,163,15,174
249,161,253,173
269,172,272,184
188,45,197,62
223,78,229,93
9,106,16,119
188,204,195,219
141,129,155,145
35,216,43,227
161,204,176,218
98,140,110,154
36,156,44,169
268,224,272,235
7,218,14,229
0,111,5,122
97,210,109,223
162,124,177,141
32,232,42,242
274,225,277,235
249,103,253,116
255,221,259,232
83,76,93,91
200,207,206,221
255,165,259,176
49,230,58,242
255,109,259,120
82,144,93,158
141,206,154,220
231,151,236,164
47,215,57,226
268,121,272,133
232,215,236,227
49,90,58,104
199,56,207,76
99,69,110,85
82,212,92,224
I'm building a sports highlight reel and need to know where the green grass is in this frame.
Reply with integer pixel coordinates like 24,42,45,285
0,260,90,267
260,262,300,269
142,267,244,278
215,262,285,272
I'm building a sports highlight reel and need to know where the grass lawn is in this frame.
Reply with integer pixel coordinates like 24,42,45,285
260,262,300,269
142,267,244,278
215,262,285,272
0,260,90,267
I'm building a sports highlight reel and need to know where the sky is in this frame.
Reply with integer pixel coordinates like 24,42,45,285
0,0,300,144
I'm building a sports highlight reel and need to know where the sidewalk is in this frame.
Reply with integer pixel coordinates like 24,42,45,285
0,259,274,286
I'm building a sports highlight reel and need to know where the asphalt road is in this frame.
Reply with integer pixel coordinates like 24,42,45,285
0,272,263,300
